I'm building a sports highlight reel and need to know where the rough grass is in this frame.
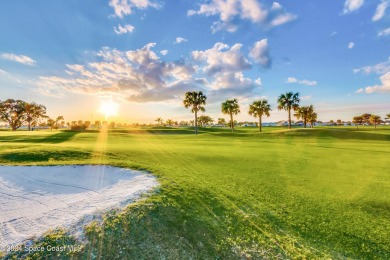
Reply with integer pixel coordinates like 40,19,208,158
1,126,389,259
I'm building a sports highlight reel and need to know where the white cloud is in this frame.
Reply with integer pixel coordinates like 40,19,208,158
343,0,365,14
38,43,200,102
378,27,390,36
363,72,390,93
175,37,188,44
271,2,282,10
353,57,390,74
269,13,297,27
356,88,364,93
160,50,168,56
372,0,389,21
355,58,390,94
188,0,296,33
109,0,160,18
348,42,355,49
192,42,251,75
1,53,36,65
207,72,262,102
114,24,135,34
286,77,317,86
249,39,271,68
300,95,311,101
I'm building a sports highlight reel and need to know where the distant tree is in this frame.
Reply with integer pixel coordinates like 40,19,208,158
94,120,101,129
166,119,174,126
189,120,194,126
294,105,314,128
55,116,64,129
179,121,189,126
222,99,240,132
386,114,390,120
47,118,56,130
370,115,381,129
329,120,335,125
197,115,213,126
352,116,363,129
308,111,318,128
361,113,372,125
0,99,28,131
109,122,116,129
248,99,271,132
66,122,71,128
335,119,342,126
183,91,207,135
102,121,108,126
25,102,47,131
155,117,164,125
217,118,226,126
277,92,300,129
84,121,91,129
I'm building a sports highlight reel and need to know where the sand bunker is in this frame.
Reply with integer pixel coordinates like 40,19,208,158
0,165,157,249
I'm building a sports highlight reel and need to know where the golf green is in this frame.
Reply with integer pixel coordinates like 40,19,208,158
0,126,389,259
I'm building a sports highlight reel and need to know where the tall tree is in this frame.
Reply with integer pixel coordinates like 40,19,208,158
370,115,381,129
352,116,363,129
183,91,207,135
0,99,27,131
277,92,300,129
248,99,271,132
25,102,47,131
385,114,390,120
294,105,314,128
221,99,240,132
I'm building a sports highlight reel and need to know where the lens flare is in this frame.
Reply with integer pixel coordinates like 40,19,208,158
98,100,119,120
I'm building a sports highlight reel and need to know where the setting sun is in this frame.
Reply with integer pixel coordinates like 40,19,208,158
98,100,119,120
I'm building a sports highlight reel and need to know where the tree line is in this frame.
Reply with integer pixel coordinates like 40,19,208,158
0,99,64,131
183,91,318,134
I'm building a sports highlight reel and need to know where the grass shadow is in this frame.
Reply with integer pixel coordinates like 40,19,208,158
0,131,80,144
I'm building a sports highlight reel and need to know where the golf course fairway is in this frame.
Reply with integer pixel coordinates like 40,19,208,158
0,126,389,259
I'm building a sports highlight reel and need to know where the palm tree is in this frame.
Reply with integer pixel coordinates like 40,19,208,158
277,92,300,129
183,91,207,135
385,114,390,120
294,105,313,128
155,117,163,125
221,99,240,132
370,115,381,129
308,111,318,128
248,99,271,132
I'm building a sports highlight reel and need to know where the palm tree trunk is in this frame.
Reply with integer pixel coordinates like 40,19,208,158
288,107,291,129
259,117,262,132
195,110,198,135
304,117,307,128
230,113,234,132
28,121,31,131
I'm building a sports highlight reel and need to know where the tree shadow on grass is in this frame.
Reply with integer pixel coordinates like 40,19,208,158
0,131,80,144
0,149,91,163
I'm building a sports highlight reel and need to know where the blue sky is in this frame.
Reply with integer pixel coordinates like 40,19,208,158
0,0,389,123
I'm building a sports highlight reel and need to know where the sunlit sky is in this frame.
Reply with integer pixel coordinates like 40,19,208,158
0,0,389,123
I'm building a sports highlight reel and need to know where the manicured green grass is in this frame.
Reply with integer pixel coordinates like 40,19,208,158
1,126,389,259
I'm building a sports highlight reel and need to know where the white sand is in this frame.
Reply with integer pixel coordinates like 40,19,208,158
0,165,158,248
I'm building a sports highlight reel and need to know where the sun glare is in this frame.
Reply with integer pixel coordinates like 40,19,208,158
98,100,119,119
